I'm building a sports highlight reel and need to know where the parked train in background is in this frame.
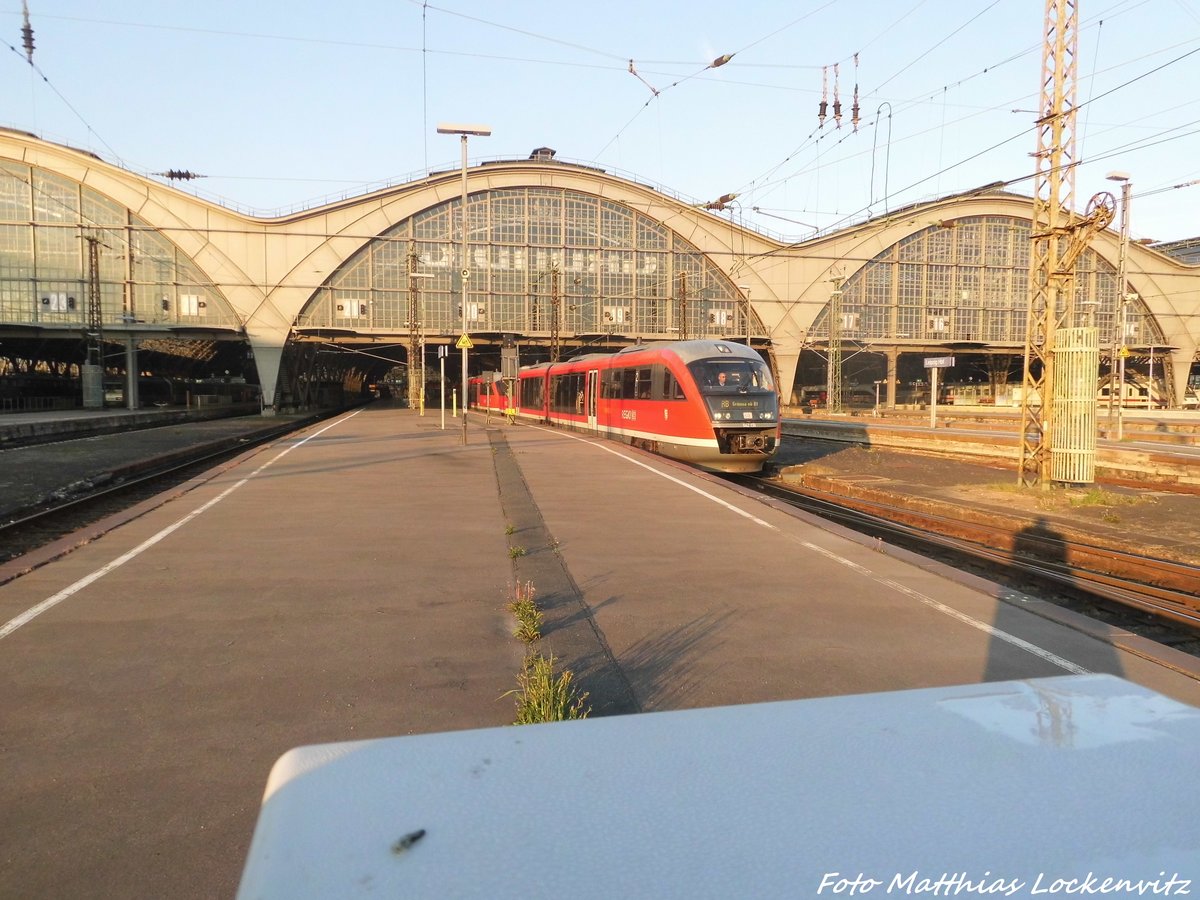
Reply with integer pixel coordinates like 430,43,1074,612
470,340,780,474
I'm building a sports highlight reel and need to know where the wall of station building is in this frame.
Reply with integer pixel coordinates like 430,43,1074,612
2,127,1198,410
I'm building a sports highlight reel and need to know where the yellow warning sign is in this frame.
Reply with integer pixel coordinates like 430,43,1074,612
1119,346,1130,358
456,334,474,350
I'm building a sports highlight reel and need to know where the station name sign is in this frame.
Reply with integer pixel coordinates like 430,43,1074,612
923,356,956,369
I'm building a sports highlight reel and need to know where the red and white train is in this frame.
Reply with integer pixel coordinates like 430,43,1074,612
469,340,780,473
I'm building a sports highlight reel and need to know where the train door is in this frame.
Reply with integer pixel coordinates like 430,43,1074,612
586,369,599,430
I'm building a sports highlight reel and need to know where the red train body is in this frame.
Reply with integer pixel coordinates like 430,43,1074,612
469,340,780,474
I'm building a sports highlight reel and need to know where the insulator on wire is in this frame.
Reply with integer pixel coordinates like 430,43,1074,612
158,170,204,181
833,63,842,127
852,85,860,131
818,66,828,127
21,0,35,63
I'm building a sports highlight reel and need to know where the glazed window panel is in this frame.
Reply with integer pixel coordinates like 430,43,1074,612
927,265,952,304
637,252,667,298
413,206,452,241
0,224,33,272
492,194,526,244
864,262,893,307
564,196,595,246
897,263,923,304
637,218,669,251
599,202,633,248
956,221,983,265
492,265,524,294
528,192,562,246
32,171,79,223
952,268,978,308
35,225,79,277
897,231,925,262
94,228,126,283
926,227,953,263
983,220,1012,265
371,241,405,290
489,293,523,331
466,195,489,244
82,191,127,228
334,257,371,292
0,162,32,219
896,304,922,337
980,268,1008,310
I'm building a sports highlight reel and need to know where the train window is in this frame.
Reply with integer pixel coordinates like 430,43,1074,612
689,358,775,392
520,377,545,409
551,372,585,413
620,367,637,399
602,372,621,400
663,369,685,401
635,367,652,399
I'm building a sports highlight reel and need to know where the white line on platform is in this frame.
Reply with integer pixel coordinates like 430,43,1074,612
530,425,779,530
522,424,1088,675
801,541,1090,674
0,410,362,642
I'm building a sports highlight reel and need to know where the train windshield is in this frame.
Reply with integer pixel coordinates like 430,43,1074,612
688,358,775,393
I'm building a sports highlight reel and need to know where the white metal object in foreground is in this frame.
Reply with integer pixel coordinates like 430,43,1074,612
238,675,1200,899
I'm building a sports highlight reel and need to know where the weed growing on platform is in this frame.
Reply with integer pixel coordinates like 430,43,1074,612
507,652,590,724
508,545,526,559
505,523,516,535
507,581,542,643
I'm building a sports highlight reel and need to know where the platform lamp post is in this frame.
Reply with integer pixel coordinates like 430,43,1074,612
437,122,492,445
1106,171,1131,441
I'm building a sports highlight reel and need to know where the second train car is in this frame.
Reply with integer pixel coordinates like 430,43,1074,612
470,340,780,473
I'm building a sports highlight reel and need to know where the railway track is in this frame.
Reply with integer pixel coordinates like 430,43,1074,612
734,473,1200,653
0,418,315,578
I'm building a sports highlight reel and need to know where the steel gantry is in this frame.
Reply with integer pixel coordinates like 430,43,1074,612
1018,0,1113,488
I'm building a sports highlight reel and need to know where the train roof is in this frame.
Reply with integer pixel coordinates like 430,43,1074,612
614,339,764,365
515,340,764,373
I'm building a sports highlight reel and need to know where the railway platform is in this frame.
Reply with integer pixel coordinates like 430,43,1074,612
2,403,1200,898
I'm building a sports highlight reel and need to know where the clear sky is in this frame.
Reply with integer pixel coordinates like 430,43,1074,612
4,1,1199,243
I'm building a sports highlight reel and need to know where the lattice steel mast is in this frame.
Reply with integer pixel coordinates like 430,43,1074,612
407,239,422,409
1018,0,1114,487
549,265,562,362
1018,0,1079,488
677,272,689,342
826,277,844,413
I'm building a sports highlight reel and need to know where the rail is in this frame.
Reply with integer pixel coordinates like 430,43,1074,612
736,474,1200,639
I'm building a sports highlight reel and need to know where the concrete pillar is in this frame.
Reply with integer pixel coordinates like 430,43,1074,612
1168,346,1193,408
125,338,139,410
773,348,800,408
886,349,899,408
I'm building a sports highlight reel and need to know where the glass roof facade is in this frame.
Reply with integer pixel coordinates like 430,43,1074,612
811,216,1163,347
297,187,767,341
0,161,238,329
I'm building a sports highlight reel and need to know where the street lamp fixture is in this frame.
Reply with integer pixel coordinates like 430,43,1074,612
437,123,492,444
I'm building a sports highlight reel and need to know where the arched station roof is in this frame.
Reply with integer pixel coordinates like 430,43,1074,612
2,127,1197,406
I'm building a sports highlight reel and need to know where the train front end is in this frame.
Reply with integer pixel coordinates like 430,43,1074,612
683,344,780,473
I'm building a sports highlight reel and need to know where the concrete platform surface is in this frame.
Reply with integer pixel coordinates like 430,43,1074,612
1,404,1198,899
